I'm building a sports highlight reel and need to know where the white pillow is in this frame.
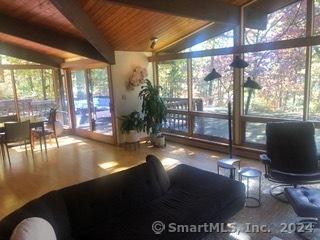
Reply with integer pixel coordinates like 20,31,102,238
10,217,57,240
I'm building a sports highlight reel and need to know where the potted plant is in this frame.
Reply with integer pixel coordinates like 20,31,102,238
120,111,144,143
139,79,167,147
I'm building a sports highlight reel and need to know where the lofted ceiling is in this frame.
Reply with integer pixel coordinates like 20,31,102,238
0,0,253,64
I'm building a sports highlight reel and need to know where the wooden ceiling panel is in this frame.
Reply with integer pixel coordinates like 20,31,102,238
0,0,83,39
0,33,79,59
80,0,210,51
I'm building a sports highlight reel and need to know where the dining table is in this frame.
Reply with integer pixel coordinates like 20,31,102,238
0,118,48,154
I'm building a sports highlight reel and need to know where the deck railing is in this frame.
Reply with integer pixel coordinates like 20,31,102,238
162,98,204,133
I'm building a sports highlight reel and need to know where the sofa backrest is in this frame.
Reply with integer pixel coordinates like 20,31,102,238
0,191,71,240
59,163,161,238
0,161,169,240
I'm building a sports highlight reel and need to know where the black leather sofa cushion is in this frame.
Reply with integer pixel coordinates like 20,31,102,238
285,187,320,218
0,159,245,240
59,163,159,238
0,191,72,240
75,164,245,240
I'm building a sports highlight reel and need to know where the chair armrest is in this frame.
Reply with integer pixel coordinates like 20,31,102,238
260,154,271,178
260,154,271,165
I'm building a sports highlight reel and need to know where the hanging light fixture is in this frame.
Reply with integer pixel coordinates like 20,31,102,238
204,68,221,82
244,77,261,115
150,37,159,49
230,56,249,68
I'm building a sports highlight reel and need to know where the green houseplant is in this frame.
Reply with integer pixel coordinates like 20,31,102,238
120,111,144,143
139,79,167,147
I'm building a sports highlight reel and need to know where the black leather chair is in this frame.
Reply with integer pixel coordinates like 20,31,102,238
260,122,320,202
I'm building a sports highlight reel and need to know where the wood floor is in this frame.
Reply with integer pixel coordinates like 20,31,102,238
0,135,263,219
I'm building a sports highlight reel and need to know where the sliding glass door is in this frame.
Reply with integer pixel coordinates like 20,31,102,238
70,68,115,144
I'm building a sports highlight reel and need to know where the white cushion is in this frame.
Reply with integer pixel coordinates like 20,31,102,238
10,217,57,240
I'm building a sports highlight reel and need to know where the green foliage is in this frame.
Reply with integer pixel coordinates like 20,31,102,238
120,111,144,134
139,79,167,135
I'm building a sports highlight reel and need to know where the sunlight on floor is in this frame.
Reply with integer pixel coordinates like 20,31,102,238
161,157,181,169
10,136,85,153
98,161,118,170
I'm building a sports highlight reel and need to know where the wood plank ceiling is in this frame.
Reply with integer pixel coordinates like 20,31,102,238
0,0,252,62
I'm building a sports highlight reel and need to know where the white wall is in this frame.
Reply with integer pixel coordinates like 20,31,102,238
111,51,153,144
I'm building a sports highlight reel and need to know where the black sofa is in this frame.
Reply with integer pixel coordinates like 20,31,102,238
0,155,245,240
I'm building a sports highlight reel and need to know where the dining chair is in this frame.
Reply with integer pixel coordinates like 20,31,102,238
0,133,5,163
32,108,59,149
4,120,34,165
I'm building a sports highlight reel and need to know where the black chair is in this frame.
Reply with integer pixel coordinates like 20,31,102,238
4,120,34,165
260,122,320,202
32,108,59,149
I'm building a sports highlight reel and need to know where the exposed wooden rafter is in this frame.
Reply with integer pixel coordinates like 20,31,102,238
49,0,115,64
106,0,240,25
0,13,107,62
0,42,63,68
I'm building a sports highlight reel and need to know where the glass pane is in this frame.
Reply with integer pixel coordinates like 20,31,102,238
244,0,306,44
193,116,229,139
245,122,266,144
310,46,320,121
0,70,16,117
314,0,320,35
244,48,306,119
192,55,233,114
158,60,188,110
57,72,70,127
163,112,188,133
14,69,56,118
72,70,89,129
0,54,37,65
88,68,113,135
181,30,234,52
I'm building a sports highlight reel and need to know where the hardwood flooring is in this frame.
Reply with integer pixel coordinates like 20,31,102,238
0,135,262,219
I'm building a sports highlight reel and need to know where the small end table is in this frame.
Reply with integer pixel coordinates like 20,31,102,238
217,158,240,180
239,167,262,208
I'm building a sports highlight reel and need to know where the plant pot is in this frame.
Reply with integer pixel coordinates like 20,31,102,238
151,135,166,148
125,130,139,143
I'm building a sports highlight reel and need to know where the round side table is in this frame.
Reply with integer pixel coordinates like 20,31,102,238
239,167,262,208
217,158,240,180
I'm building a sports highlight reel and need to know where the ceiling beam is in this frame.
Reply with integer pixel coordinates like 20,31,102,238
49,0,115,64
106,0,240,25
160,23,236,53
0,13,107,62
0,42,64,68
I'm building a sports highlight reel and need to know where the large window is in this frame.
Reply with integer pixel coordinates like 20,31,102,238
0,55,70,127
158,60,188,110
310,45,320,121
182,30,234,52
156,0,320,149
244,0,306,44
15,69,56,118
244,48,306,119
0,70,15,117
192,55,233,114
314,0,320,35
